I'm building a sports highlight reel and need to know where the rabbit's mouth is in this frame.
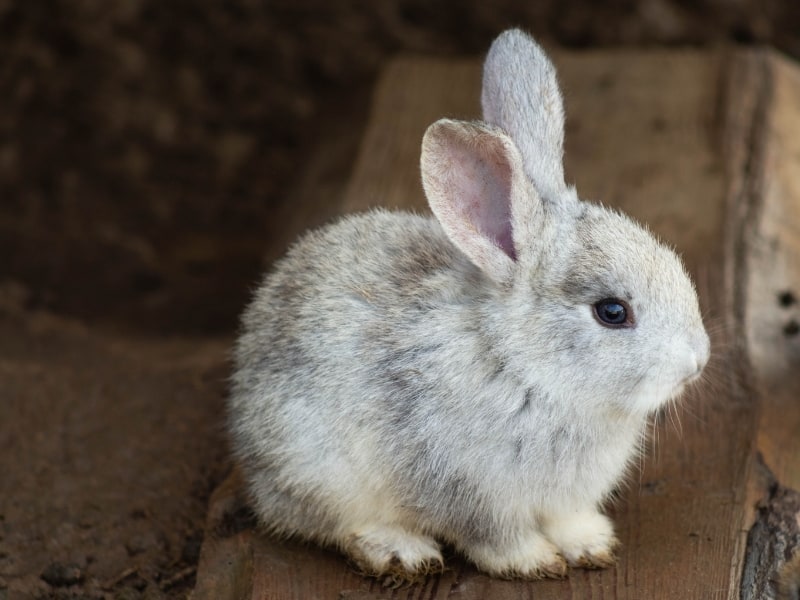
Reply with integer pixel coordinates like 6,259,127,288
667,382,687,402
673,369,704,399
684,360,707,385
682,371,702,386
671,374,697,399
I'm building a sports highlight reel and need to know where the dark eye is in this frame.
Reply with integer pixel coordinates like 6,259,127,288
593,298,634,328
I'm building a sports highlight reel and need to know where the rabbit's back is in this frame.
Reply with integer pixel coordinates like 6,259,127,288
232,210,476,399
228,209,489,539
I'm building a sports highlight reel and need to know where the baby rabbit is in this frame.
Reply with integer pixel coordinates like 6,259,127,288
229,29,710,582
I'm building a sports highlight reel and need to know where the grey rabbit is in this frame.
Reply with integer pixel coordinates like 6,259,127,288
228,29,710,581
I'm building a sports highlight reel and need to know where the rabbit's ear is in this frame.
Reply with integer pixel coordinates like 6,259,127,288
481,29,569,204
421,119,544,283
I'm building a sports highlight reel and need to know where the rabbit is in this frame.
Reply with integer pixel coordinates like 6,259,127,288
228,28,710,583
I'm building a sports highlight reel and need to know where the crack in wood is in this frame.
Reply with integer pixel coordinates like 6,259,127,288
740,455,800,600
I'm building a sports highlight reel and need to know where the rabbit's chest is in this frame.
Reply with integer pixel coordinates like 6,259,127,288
500,412,642,504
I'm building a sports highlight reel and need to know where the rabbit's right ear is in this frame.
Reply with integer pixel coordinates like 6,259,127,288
421,119,545,284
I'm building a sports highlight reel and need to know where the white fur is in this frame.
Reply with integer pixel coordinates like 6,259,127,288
344,525,443,578
467,530,567,578
228,29,710,581
542,510,618,567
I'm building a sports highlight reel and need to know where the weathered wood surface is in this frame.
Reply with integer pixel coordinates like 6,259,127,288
191,47,800,599
734,52,800,600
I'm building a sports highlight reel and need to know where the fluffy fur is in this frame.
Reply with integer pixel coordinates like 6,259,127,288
228,29,710,581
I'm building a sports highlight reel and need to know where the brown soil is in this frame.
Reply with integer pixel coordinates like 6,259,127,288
1,1,800,599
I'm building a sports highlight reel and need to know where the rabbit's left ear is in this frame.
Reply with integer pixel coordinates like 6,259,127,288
421,119,546,284
481,29,571,205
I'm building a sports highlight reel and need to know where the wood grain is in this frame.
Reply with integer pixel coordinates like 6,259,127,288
191,48,800,600
734,50,800,600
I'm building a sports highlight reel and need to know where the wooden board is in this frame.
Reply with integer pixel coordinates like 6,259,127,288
734,51,800,599
191,47,800,600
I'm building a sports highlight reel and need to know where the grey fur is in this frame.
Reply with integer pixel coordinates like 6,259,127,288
228,29,710,580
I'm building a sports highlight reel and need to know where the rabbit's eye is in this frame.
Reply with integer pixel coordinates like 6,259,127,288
593,299,634,328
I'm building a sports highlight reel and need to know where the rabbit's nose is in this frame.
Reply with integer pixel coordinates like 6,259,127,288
695,330,710,371
688,331,710,379
688,356,704,381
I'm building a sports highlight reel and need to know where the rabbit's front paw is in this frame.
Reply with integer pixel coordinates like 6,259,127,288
344,525,444,586
543,510,619,569
465,531,567,579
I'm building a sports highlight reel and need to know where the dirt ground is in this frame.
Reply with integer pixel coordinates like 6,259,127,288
2,1,800,599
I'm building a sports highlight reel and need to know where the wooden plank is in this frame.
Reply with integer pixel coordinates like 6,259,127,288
340,53,745,600
743,52,800,491
192,47,800,599
341,58,480,213
736,51,800,599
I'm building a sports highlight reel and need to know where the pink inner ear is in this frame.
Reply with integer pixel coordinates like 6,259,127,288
457,145,517,261
423,120,524,279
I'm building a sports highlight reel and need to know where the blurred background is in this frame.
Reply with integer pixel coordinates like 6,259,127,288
3,0,799,336
2,1,800,598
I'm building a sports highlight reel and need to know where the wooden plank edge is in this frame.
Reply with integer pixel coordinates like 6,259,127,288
189,468,257,600
727,48,800,600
